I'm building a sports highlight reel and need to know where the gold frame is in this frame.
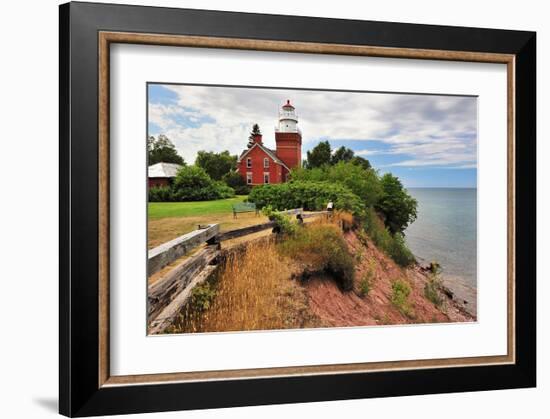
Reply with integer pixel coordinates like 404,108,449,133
98,31,515,388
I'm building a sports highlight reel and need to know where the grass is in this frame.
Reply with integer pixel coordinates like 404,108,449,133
278,220,355,291
148,196,248,220
171,239,316,333
391,279,415,318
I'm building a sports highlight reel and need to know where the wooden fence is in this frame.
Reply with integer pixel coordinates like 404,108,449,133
147,209,329,334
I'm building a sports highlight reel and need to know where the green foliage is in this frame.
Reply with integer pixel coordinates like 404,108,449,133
148,134,185,165
359,278,371,297
247,123,262,148
172,165,235,201
391,279,414,317
248,181,365,214
291,161,382,207
331,146,355,165
148,186,173,202
222,171,250,195
190,282,217,312
279,224,355,291
363,207,415,267
350,156,372,170
195,150,237,180
261,205,297,236
424,262,444,307
305,140,332,168
375,173,418,234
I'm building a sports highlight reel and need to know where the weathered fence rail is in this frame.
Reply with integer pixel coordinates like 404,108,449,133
148,224,219,276
147,208,330,334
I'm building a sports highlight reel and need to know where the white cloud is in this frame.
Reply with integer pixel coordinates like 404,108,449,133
148,84,477,168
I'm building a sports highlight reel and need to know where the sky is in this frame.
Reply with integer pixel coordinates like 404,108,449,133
148,84,477,188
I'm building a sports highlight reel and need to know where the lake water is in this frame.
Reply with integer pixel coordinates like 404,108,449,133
405,188,477,292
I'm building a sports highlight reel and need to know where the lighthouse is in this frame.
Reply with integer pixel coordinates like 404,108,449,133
275,100,302,173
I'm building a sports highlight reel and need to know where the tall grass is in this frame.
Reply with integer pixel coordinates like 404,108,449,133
278,221,355,291
174,239,305,333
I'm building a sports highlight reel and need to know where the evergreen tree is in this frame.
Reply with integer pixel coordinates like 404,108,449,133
247,124,262,148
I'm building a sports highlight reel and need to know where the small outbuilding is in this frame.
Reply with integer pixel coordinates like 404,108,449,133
148,162,182,188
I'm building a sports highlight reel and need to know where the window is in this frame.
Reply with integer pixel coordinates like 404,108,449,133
246,157,252,168
246,172,252,185
264,158,269,168
264,173,270,184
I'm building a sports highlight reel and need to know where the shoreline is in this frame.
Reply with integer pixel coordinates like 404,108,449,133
415,256,477,318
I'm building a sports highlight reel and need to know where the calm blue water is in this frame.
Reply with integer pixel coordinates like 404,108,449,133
405,188,477,288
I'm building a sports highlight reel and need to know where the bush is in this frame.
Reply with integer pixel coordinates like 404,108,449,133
172,165,235,201
222,171,250,195
359,277,370,297
391,279,414,318
248,181,365,215
291,162,383,207
261,205,297,236
190,282,217,312
424,262,444,307
278,224,355,291
148,186,174,202
363,207,415,267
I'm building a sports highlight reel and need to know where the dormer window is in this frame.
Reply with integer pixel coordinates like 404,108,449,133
264,158,269,168
246,158,252,168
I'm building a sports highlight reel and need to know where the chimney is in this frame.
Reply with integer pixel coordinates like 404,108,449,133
252,133,263,144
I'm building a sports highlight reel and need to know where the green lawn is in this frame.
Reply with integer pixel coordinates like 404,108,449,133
148,196,248,220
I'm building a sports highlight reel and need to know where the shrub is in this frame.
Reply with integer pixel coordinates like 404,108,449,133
261,205,297,236
148,186,173,202
189,282,217,312
172,165,235,201
424,262,444,307
363,207,415,267
359,277,370,297
391,279,414,318
222,171,250,195
278,224,355,291
248,181,365,215
291,162,383,207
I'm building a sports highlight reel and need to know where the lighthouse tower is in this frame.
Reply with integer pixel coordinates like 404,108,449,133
275,100,302,172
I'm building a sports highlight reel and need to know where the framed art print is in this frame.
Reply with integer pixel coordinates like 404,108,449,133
59,2,536,417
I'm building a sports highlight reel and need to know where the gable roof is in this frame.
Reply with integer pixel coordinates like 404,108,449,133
237,143,290,171
148,162,182,178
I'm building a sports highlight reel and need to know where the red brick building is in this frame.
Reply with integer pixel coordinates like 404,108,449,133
237,100,302,185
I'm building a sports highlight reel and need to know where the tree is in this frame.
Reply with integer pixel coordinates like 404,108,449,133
375,173,418,234
172,165,234,201
331,146,355,165
148,135,185,165
305,140,332,168
351,156,372,170
247,123,262,148
222,171,250,195
195,150,237,180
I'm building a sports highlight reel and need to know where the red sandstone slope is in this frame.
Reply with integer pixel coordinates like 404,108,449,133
303,230,474,327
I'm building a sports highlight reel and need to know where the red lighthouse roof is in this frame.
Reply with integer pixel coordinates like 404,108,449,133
282,99,294,109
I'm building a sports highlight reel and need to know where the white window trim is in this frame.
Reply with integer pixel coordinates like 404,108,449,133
263,172,270,184
246,172,252,185
246,157,252,168
264,157,269,168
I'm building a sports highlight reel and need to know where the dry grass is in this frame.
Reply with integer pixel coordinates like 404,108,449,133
148,212,268,249
173,239,318,333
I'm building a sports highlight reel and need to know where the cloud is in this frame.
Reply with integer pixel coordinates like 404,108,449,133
148,84,477,168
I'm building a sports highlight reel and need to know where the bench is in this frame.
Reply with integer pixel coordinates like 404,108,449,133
232,202,259,218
